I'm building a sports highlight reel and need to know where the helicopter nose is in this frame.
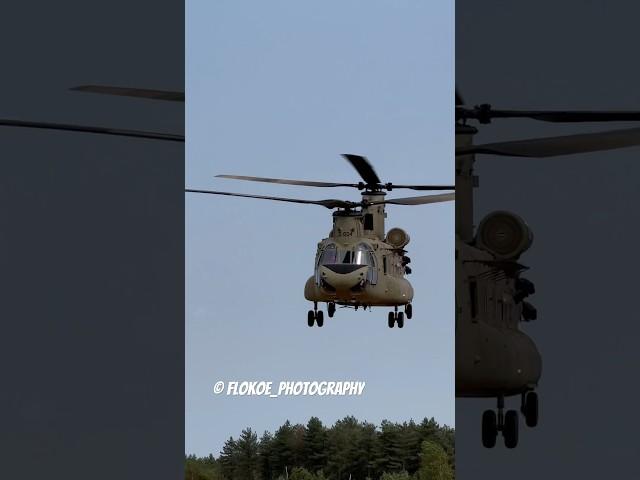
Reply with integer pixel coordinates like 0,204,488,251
319,264,368,292
323,264,366,275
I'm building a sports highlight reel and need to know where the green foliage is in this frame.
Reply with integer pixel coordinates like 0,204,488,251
290,467,317,480
380,472,411,480
416,440,453,480
185,416,454,480
185,454,224,480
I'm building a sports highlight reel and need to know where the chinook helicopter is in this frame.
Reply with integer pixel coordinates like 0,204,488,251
455,88,640,448
187,154,454,328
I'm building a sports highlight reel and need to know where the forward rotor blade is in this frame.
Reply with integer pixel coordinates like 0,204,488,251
185,189,356,209
0,118,184,142
342,154,382,185
390,184,455,190
216,174,359,188
370,192,455,206
456,127,640,158
71,85,185,102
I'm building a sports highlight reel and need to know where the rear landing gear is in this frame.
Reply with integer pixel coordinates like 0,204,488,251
503,410,519,449
327,302,336,318
481,410,497,448
481,395,519,448
405,303,412,319
387,307,405,328
307,302,324,327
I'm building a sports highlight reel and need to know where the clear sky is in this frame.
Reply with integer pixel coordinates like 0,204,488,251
186,0,454,456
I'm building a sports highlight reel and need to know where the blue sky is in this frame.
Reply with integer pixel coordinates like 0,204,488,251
186,0,454,456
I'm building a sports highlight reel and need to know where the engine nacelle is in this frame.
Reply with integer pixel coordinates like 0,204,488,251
476,210,533,259
385,227,410,248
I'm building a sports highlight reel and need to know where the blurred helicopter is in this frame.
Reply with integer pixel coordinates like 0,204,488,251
455,88,640,448
187,154,454,328
0,84,184,142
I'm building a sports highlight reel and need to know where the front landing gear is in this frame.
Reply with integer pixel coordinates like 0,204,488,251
387,307,405,328
307,302,324,327
481,395,519,448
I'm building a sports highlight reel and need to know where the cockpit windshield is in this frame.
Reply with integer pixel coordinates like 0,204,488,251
316,242,378,284
319,243,374,266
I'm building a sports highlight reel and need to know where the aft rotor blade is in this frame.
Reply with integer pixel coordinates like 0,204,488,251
456,127,640,158
487,109,640,123
342,154,382,185
71,85,185,102
457,105,640,124
185,189,356,209
216,174,359,188
370,192,455,206
0,118,184,142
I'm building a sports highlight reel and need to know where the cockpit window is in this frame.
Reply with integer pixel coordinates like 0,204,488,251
319,244,338,265
316,242,377,285
353,243,374,266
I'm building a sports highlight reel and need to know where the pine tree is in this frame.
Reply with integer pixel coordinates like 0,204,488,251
303,417,328,474
396,420,422,473
258,430,274,480
218,437,237,480
377,420,404,474
234,428,259,480
270,420,295,477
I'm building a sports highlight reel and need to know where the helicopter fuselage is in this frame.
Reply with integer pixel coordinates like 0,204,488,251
455,237,542,397
455,125,542,400
304,197,414,308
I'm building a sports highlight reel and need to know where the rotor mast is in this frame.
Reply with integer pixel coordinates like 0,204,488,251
361,190,387,239
456,123,478,242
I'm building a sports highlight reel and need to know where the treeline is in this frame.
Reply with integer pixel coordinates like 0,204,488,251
185,416,454,480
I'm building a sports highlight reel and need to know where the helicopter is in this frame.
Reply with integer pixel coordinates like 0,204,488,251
455,88,640,448
186,154,454,328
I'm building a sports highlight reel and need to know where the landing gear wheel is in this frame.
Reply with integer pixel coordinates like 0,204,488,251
405,303,412,319
307,310,315,327
397,312,405,328
327,302,336,318
316,310,324,327
481,410,497,448
388,312,395,328
522,392,538,427
503,410,519,448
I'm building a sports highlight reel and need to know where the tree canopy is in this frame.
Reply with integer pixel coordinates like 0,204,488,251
185,416,454,480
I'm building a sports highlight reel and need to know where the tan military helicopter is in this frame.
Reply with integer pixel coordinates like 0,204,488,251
187,154,454,328
455,88,640,448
